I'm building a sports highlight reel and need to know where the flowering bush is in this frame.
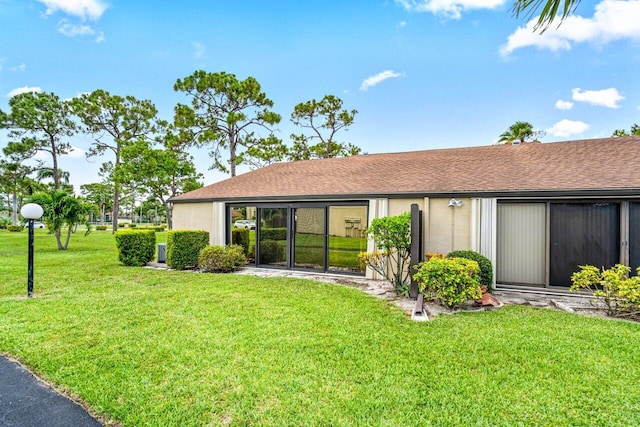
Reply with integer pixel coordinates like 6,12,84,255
570,264,640,319
413,257,482,309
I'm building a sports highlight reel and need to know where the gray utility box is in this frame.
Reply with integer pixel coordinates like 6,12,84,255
157,243,167,263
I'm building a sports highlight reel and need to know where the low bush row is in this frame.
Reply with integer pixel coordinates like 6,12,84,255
166,230,210,270
198,244,247,272
115,230,156,266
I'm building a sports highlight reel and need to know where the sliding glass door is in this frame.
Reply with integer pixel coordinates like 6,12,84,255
242,203,367,275
293,207,326,270
258,207,287,267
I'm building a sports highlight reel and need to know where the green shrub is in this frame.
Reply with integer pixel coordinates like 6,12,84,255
129,223,137,228
413,256,482,309
260,240,286,264
447,250,493,291
198,244,247,273
261,227,286,240
7,225,23,232
136,226,165,232
118,223,126,228
167,230,209,270
571,264,640,319
96,225,108,231
0,216,10,228
115,230,156,266
232,228,250,255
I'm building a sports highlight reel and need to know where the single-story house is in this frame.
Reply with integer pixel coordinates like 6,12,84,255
170,136,640,292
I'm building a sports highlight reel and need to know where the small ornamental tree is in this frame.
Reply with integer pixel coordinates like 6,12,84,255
27,190,93,250
358,212,411,294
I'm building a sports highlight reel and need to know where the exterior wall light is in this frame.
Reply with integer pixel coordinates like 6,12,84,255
448,198,463,208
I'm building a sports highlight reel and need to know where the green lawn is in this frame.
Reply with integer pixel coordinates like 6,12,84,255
1,229,639,426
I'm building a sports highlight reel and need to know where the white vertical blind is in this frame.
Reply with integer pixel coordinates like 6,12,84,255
497,203,546,285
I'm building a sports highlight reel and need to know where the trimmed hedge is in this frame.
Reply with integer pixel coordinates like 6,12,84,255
167,230,210,270
136,226,165,232
198,244,247,273
447,249,493,291
231,228,250,256
7,225,23,232
115,230,156,266
261,227,286,241
96,225,108,231
260,240,286,264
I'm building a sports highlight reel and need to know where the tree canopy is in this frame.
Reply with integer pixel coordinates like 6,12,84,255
497,121,543,144
27,190,93,250
612,124,640,137
289,95,360,161
512,0,581,32
71,89,162,232
118,138,202,229
173,70,281,176
2,92,75,189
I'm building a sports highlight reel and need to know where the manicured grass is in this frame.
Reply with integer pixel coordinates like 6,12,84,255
1,229,640,426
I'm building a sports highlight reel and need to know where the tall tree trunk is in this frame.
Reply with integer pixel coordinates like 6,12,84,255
51,135,60,189
229,129,236,177
112,154,121,234
164,203,173,230
12,193,17,225
112,185,119,233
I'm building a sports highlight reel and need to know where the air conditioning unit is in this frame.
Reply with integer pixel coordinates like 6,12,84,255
157,243,166,263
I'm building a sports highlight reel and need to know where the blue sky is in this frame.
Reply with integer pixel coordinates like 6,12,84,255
1,0,639,191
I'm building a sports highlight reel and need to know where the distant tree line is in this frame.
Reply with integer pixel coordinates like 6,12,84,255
0,70,361,233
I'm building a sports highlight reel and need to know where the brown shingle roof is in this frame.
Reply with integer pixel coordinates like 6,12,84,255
171,136,640,202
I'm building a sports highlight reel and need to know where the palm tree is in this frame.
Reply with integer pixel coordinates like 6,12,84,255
27,190,92,250
498,121,536,144
512,0,581,32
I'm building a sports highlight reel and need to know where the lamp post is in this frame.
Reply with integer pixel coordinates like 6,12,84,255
20,203,43,298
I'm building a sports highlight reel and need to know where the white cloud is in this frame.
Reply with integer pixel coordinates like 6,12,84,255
572,87,623,108
546,119,590,137
6,86,42,97
95,31,105,43
395,0,505,19
501,0,640,55
555,99,574,110
193,42,206,59
37,0,108,21
10,63,26,72
58,20,94,37
360,70,404,91
68,146,86,158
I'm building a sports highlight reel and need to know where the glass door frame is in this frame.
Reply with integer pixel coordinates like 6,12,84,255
226,201,368,275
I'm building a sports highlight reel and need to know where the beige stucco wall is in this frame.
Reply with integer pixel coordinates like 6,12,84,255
426,198,472,255
172,202,226,245
386,197,472,256
172,202,213,231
